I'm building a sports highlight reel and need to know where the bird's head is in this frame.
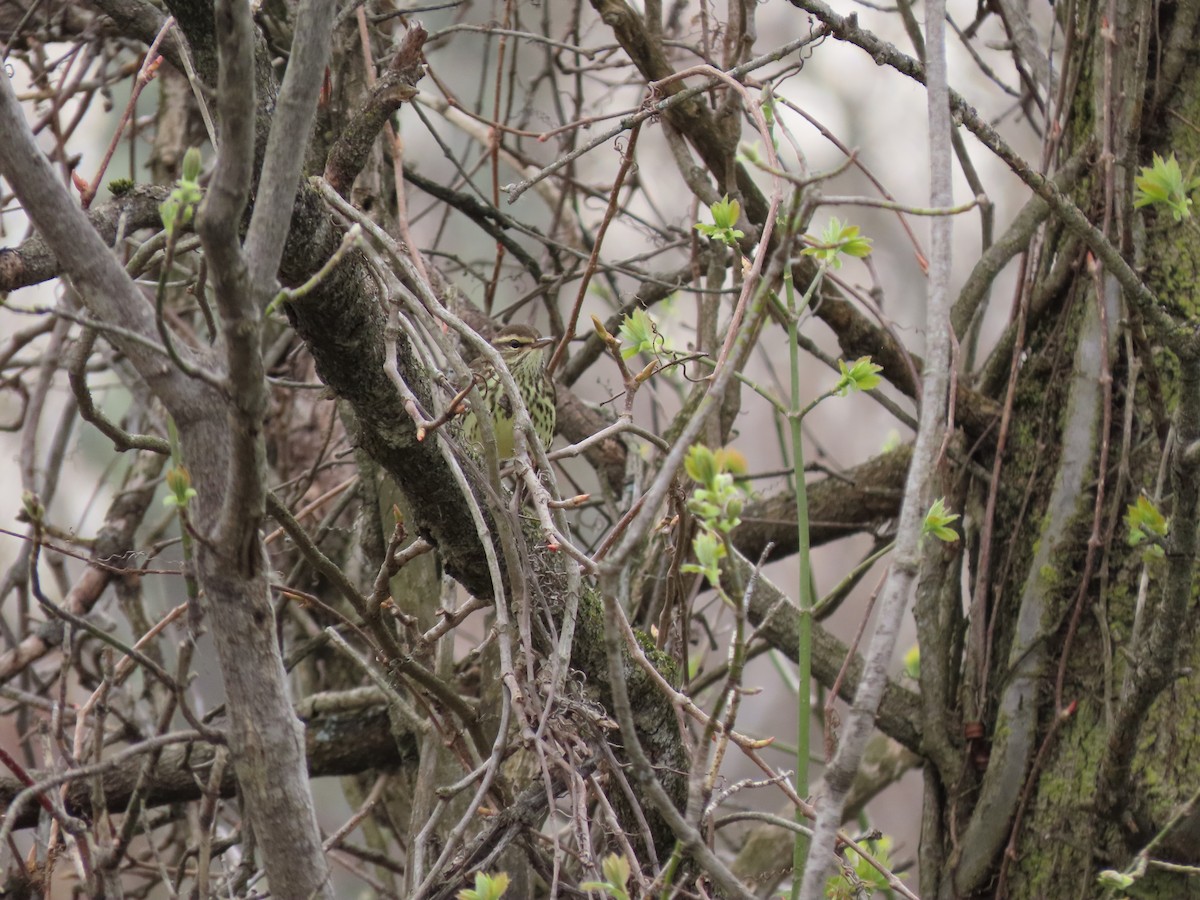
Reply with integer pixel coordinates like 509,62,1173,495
491,324,554,372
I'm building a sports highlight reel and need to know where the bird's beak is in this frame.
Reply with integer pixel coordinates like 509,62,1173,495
534,336,556,349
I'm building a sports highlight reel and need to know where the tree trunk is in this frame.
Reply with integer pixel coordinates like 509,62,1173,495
919,0,1200,894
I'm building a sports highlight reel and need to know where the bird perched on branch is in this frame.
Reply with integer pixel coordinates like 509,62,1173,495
460,324,557,459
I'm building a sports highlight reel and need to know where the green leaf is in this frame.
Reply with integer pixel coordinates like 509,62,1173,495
159,149,205,236
694,195,745,245
580,854,633,899
685,445,719,486
903,644,920,679
683,531,725,588
1126,494,1168,544
834,356,883,396
1127,495,1169,565
850,834,893,888
159,195,179,235
617,308,666,359
600,853,629,887
692,531,724,570
722,492,743,531
1097,868,1136,891
1133,152,1199,221
801,217,873,268
922,497,960,543
457,871,509,900
591,314,615,343
181,146,202,183
737,141,762,164
713,446,748,476
162,466,198,509
710,194,740,229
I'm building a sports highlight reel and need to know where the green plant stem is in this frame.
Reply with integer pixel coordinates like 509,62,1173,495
166,417,200,614
656,841,685,900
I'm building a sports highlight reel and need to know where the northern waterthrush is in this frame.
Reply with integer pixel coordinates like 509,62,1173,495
460,324,557,459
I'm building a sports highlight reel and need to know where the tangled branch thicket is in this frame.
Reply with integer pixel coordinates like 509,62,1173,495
7,0,1200,897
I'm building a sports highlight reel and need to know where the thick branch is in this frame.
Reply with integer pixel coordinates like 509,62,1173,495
0,186,169,292
0,702,413,831
243,0,335,286
588,0,767,223
734,445,910,561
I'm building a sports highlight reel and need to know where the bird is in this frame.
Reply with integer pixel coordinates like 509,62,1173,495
459,324,557,459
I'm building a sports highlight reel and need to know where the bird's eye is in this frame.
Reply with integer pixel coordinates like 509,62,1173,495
508,339,522,349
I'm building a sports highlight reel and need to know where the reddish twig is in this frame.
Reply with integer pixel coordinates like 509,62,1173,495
79,18,174,208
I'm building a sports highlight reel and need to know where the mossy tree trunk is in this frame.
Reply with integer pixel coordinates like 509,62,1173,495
916,0,1200,895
